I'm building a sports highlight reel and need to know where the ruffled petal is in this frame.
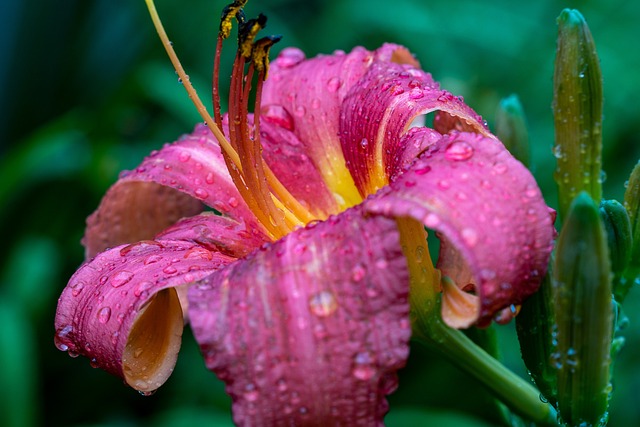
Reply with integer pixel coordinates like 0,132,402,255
54,240,235,393
340,55,491,197
189,207,410,425
366,132,554,327
262,46,376,208
156,212,269,258
84,123,263,258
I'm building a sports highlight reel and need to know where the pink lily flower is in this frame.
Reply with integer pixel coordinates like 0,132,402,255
55,2,554,425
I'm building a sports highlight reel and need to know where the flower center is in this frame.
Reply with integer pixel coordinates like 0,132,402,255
145,0,315,240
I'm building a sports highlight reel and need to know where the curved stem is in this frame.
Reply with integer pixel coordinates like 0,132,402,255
412,309,558,427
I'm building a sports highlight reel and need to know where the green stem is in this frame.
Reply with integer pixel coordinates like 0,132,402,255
412,308,558,427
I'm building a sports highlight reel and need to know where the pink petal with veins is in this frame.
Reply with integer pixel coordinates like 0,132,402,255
189,207,410,425
84,123,265,259
55,240,235,393
340,57,490,196
156,212,269,258
366,132,554,327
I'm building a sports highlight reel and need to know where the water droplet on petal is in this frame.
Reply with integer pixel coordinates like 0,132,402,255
424,213,440,228
414,165,431,175
360,138,369,149
461,228,478,247
445,141,474,161
243,383,260,402
261,104,294,130
351,264,366,282
70,280,85,297
275,47,305,68
194,188,209,200
309,291,338,317
294,105,306,117
97,307,112,324
326,76,342,92
409,87,424,99
352,351,377,380
111,271,134,288
178,151,191,162
228,197,239,208
493,162,508,174
163,265,178,275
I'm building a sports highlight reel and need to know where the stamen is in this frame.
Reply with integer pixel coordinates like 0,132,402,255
145,0,316,238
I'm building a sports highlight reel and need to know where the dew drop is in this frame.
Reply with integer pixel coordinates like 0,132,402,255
70,280,85,297
134,281,154,297
414,165,431,175
205,172,215,184
184,247,213,260
261,104,295,130
111,271,134,288
445,141,474,161
308,291,338,317
178,151,191,162
409,87,424,99
228,197,239,208
359,138,369,149
326,76,343,93
97,307,112,324
352,351,377,380
294,105,306,117
437,179,451,190
390,84,404,96
194,188,209,200
461,228,478,247
351,264,366,282
244,383,260,402
144,254,162,265
163,265,178,275
424,213,440,227
493,162,508,174
275,47,305,68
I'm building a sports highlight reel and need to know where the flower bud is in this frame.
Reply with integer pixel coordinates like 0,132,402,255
623,161,640,278
553,9,603,221
515,270,558,407
552,192,612,426
495,94,530,168
599,199,633,301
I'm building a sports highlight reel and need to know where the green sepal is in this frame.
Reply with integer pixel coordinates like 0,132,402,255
553,192,612,426
553,9,603,221
516,268,558,408
495,94,531,168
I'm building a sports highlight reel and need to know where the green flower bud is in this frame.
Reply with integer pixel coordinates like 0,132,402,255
516,270,558,407
623,161,640,278
553,9,603,222
496,94,531,168
599,199,633,301
553,192,612,426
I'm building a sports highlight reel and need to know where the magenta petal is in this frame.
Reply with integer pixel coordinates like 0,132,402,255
366,132,554,327
55,240,235,392
340,57,490,196
156,212,269,258
111,122,260,222
189,208,410,425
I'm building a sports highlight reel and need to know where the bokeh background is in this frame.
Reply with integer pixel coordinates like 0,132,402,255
1,0,639,425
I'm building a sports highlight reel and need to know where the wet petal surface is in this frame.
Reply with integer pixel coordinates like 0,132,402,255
189,207,410,425
366,132,554,327
55,240,235,392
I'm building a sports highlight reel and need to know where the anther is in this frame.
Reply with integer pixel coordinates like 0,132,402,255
219,0,248,39
238,14,267,60
252,35,282,76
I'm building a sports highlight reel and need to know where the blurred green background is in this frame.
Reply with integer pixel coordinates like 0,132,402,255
1,0,639,426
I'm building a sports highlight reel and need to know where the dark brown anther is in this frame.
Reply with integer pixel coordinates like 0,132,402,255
219,0,248,39
238,14,267,60
252,35,282,76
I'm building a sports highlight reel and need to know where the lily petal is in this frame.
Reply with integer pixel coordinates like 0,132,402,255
366,132,554,327
340,53,490,197
189,207,410,425
156,212,269,258
55,240,235,393
84,123,263,258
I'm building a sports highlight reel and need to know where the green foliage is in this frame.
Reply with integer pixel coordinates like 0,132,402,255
2,0,640,425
